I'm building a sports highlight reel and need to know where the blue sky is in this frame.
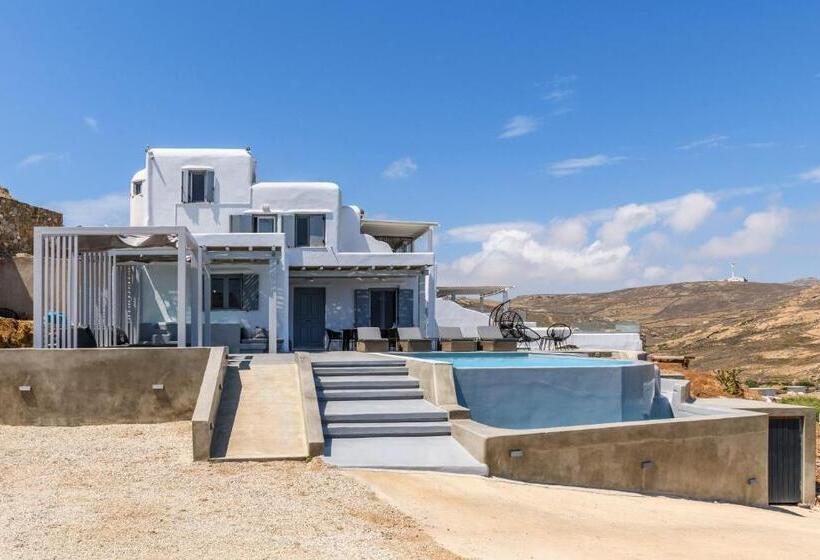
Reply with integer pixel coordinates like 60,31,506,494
2,1,819,293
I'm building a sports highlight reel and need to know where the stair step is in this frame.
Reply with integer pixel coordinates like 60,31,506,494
324,421,451,437
313,366,409,376
320,399,448,423
316,375,418,389
318,388,423,401
312,360,405,368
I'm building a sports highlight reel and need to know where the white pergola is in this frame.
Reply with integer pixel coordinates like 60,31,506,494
32,226,285,353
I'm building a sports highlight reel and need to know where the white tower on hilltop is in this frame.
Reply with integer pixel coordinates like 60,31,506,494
726,263,748,283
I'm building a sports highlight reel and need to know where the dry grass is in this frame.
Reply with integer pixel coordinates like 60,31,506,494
0,317,32,347
0,422,460,560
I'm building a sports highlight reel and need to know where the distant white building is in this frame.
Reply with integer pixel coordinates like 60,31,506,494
726,263,748,283
33,147,437,352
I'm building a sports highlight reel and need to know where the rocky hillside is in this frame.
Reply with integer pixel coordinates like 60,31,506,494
508,281,820,383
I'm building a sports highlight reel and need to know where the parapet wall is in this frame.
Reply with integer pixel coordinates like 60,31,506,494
0,347,213,425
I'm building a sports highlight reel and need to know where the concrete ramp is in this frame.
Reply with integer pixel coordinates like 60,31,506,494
210,355,308,461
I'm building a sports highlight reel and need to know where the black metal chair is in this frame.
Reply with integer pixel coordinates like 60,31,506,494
325,329,343,351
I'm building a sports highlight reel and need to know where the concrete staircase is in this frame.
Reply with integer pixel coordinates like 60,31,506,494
314,359,488,475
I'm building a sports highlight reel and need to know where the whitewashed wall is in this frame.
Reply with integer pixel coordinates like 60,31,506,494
435,297,490,338
133,148,255,230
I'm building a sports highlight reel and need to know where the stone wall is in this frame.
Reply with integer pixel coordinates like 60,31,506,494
0,186,63,257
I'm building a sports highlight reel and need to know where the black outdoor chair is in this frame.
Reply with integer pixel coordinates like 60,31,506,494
325,329,343,351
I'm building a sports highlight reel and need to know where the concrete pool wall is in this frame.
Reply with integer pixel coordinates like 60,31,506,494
402,355,810,506
451,362,664,429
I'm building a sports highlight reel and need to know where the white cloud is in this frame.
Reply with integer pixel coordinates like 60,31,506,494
548,154,626,177
382,156,417,179
446,221,545,243
83,116,99,132
798,165,820,183
676,134,728,151
498,115,539,139
18,152,68,168
660,192,716,232
439,190,747,292
597,203,657,246
51,192,129,226
700,208,789,258
440,229,632,289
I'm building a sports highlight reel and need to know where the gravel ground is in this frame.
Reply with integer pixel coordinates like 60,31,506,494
0,422,460,560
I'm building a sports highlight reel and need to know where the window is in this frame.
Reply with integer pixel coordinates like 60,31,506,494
295,214,325,247
182,169,214,203
211,275,244,310
132,180,143,196
254,215,278,233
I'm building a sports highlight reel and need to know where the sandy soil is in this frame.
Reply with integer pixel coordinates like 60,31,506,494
0,422,459,560
353,469,820,560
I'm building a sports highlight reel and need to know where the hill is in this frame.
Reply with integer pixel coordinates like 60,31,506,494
508,281,820,383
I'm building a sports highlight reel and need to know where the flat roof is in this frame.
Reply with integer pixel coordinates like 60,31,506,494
437,285,513,298
361,219,437,239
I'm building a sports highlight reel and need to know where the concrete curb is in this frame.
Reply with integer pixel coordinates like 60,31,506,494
191,347,228,461
295,352,325,456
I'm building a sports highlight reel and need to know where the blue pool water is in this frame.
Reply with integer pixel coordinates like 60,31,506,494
405,352,634,369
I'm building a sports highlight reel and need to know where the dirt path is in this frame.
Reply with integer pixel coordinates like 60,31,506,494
352,469,820,560
0,422,459,560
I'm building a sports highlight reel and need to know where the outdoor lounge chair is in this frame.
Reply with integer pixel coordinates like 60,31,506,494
437,326,477,352
396,327,433,352
355,327,389,352
477,325,518,351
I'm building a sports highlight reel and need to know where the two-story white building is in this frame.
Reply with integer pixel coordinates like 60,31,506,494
32,147,437,352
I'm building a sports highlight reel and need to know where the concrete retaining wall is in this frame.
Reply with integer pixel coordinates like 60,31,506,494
452,412,769,506
0,347,212,425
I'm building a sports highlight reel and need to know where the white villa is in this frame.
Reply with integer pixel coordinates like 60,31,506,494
33,147,438,352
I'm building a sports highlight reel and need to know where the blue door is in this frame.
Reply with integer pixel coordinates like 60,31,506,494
293,287,326,349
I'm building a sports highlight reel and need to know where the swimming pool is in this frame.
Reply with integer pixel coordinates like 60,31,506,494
404,352,672,429
405,352,634,369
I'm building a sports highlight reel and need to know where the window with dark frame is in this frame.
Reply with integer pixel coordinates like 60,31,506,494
295,214,325,247
132,180,143,196
210,275,244,310
182,169,214,203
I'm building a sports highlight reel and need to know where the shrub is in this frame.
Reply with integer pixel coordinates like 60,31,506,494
792,379,815,388
745,379,760,388
714,368,743,396
779,396,820,418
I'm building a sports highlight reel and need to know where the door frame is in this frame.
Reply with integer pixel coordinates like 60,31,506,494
292,286,326,350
